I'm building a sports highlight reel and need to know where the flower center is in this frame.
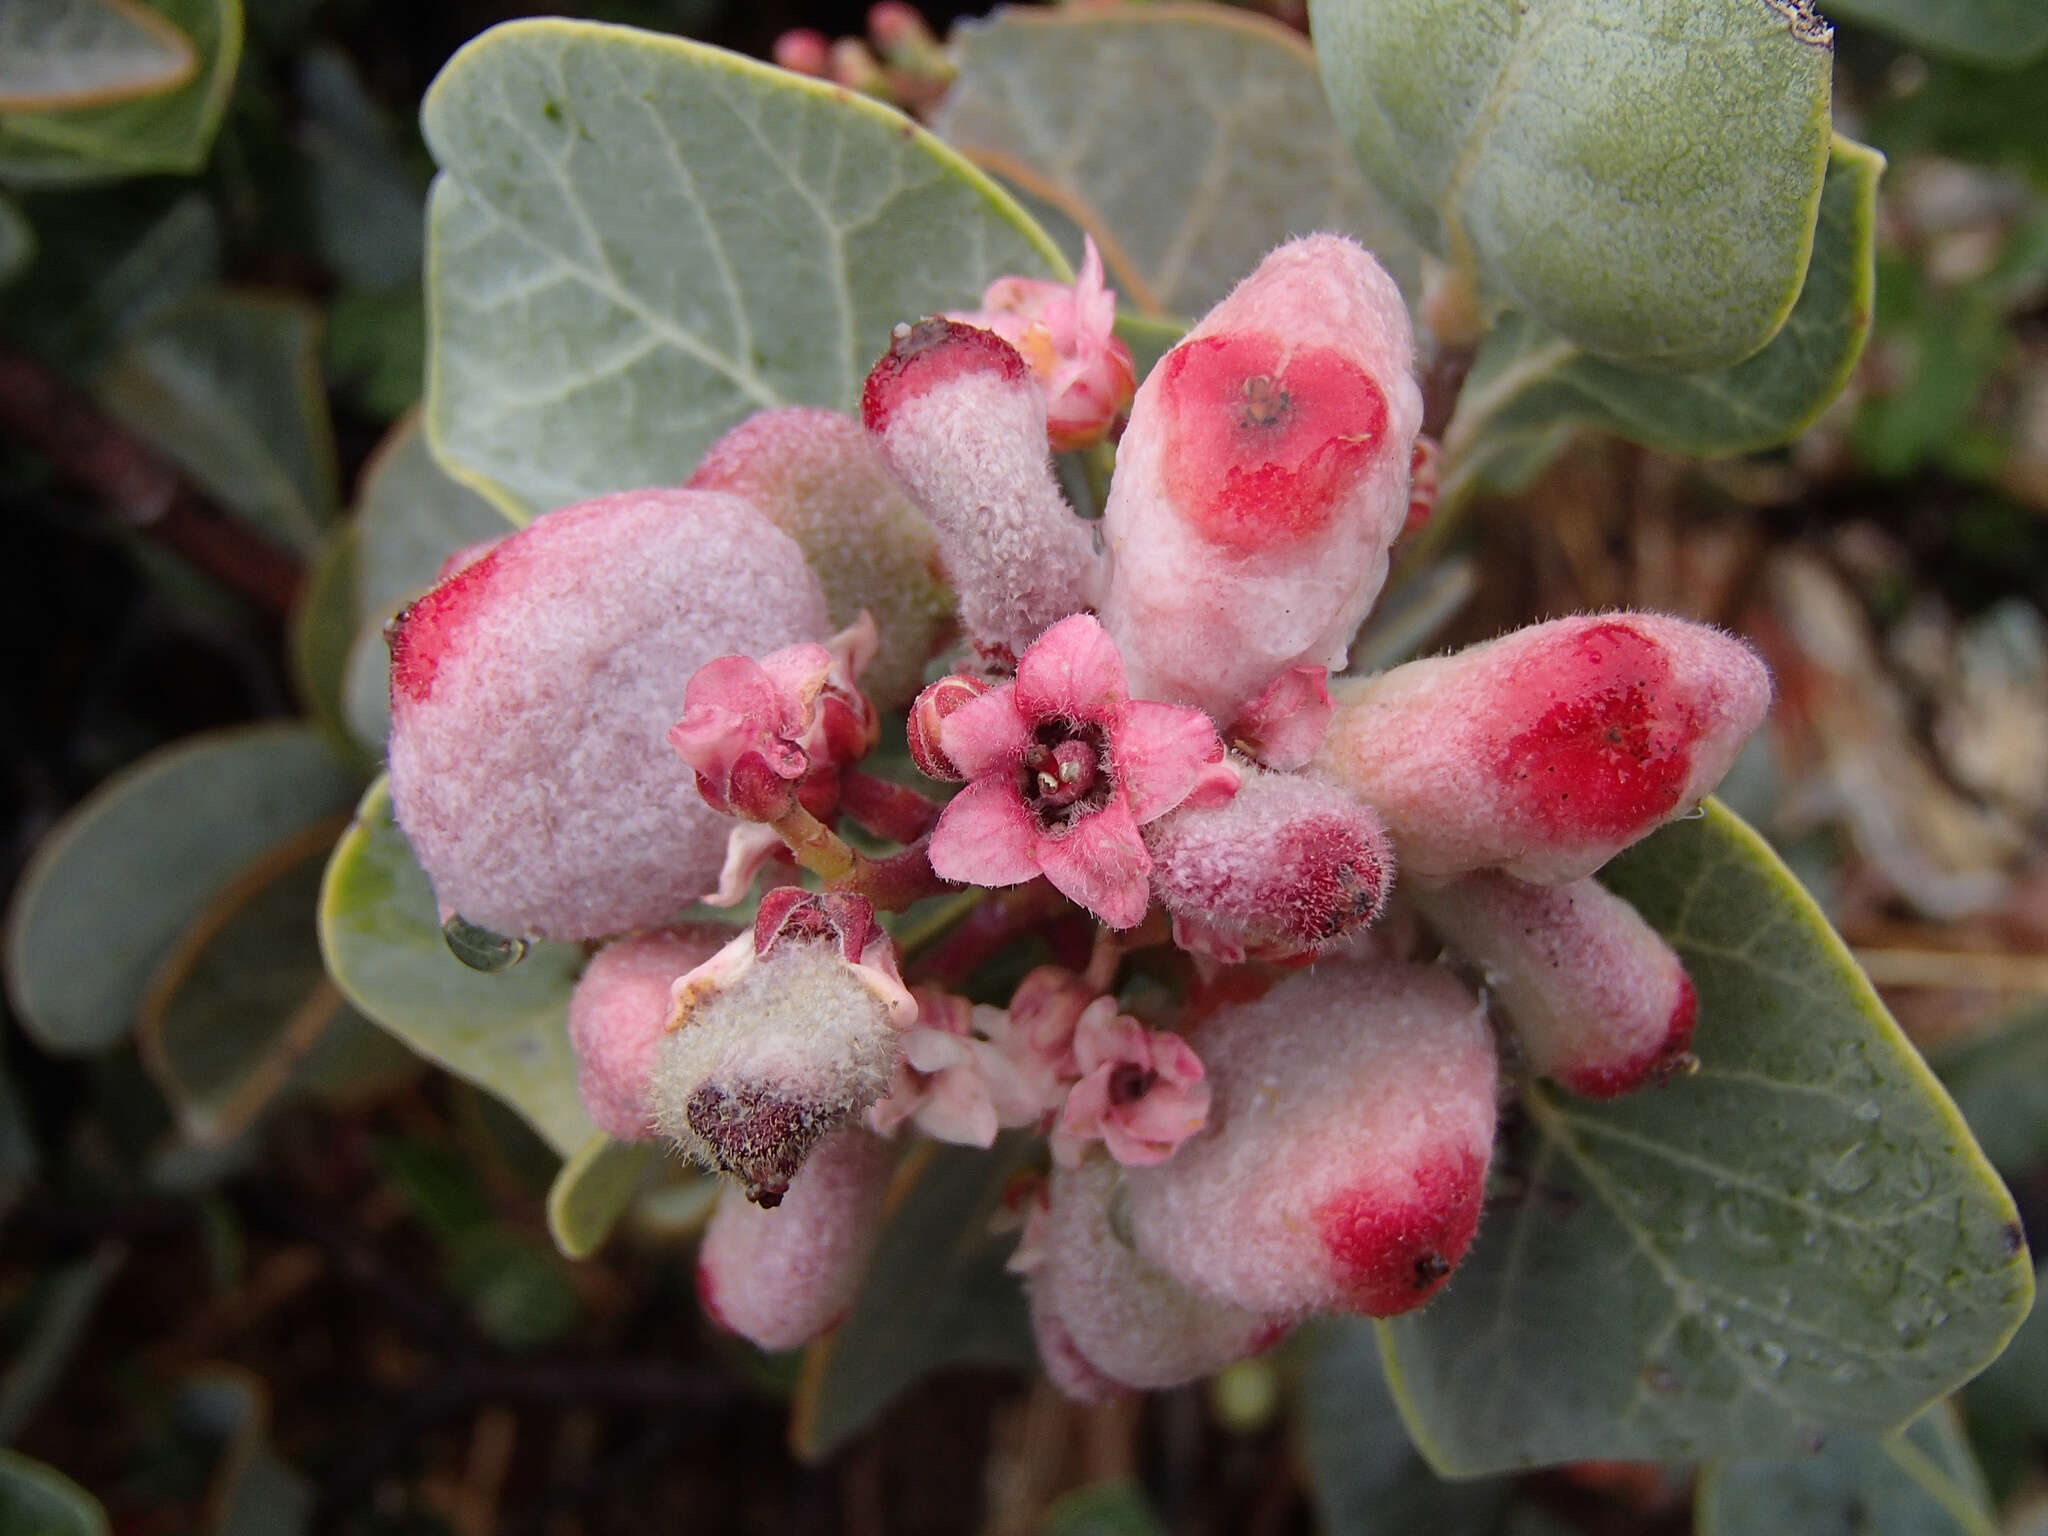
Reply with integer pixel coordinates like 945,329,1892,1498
1019,720,1112,827
1107,1062,1156,1106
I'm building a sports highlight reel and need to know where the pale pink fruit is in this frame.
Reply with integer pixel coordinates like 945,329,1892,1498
688,408,950,708
652,892,913,1205
1147,767,1392,964
1415,870,1698,1099
861,318,1100,660
1098,235,1424,727
1124,963,1497,1318
927,614,1237,928
1033,1158,1287,1394
386,488,827,940
1315,613,1772,884
568,927,733,1141
696,1127,893,1352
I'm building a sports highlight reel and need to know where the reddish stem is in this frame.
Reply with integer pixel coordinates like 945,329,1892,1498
843,837,951,912
838,769,943,844
0,346,304,614
907,881,1068,986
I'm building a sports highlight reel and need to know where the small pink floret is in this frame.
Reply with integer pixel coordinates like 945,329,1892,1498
1053,999,1211,1168
927,615,1233,929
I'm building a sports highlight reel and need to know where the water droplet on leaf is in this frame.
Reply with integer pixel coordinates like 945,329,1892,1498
443,914,530,972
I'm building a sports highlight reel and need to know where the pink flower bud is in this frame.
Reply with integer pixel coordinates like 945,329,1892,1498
1099,235,1424,727
1123,963,1497,1318
1031,1158,1288,1394
653,893,914,1205
905,673,990,780
568,927,733,1141
688,408,951,709
948,237,1138,452
1006,965,1098,1081
1315,613,1773,884
926,614,1237,929
1147,767,1392,964
771,28,830,76
386,489,828,940
696,1127,893,1352
1414,871,1698,1099
861,318,1101,659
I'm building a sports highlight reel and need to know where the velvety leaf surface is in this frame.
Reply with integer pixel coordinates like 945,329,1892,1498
1310,0,1834,371
0,0,195,111
1826,0,2048,66
0,0,240,183
5,725,360,1055
0,1451,110,1536
1380,801,2032,1475
1696,1405,1996,1536
932,4,1420,319
1445,136,1880,484
98,290,339,554
319,776,594,1157
421,18,1063,519
547,1135,656,1260
791,1138,1036,1460
139,830,348,1146
1292,1317,1511,1536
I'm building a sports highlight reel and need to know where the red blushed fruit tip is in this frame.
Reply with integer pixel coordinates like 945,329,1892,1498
694,1260,729,1331
1497,621,1700,843
861,317,1029,434
1315,1147,1486,1317
388,545,504,706
1159,332,1388,553
1561,971,1701,1099
1272,818,1387,945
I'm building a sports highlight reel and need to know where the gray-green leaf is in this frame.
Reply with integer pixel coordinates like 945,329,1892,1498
932,4,1420,319
97,289,340,554
791,1137,1036,1460
1445,136,1881,484
5,725,360,1055
1825,0,2048,67
318,776,594,1157
547,1134,656,1259
421,17,1063,519
0,1451,110,1536
1379,801,2032,1475
1696,1404,1997,1536
0,0,196,112
1310,0,1835,371
0,0,240,184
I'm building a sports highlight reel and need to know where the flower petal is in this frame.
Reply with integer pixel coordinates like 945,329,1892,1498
937,684,1030,779
929,776,1045,888
1036,805,1152,929
1016,614,1128,724
1118,700,1230,823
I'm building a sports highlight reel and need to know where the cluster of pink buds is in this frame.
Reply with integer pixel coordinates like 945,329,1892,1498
383,229,1770,1378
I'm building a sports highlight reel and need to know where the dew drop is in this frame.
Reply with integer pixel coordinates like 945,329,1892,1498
1853,1101,1881,1123
1816,1141,1877,1195
443,913,530,972
1756,1339,1789,1374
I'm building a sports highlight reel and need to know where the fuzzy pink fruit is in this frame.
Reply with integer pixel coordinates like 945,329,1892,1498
688,408,950,709
1033,1158,1287,1394
1098,235,1424,727
1315,613,1772,884
1415,871,1698,1099
861,318,1100,660
568,927,732,1141
386,489,828,940
1123,963,1497,1318
695,1127,893,1352
1147,767,1393,963
652,893,914,1205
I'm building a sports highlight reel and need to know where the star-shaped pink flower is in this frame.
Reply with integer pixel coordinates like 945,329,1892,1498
1052,999,1211,1168
926,614,1236,928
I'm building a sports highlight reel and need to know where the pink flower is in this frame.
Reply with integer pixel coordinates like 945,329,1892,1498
1052,999,1210,1168
950,236,1137,451
670,616,879,821
926,614,1237,928
868,987,1061,1147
